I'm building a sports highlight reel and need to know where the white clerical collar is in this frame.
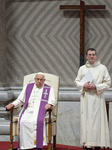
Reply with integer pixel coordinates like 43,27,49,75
34,83,44,89
86,60,100,68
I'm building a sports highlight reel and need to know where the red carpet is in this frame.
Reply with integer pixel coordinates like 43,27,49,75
0,142,111,150
0,142,82,150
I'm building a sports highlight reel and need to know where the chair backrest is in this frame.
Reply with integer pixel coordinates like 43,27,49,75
23,73,60,116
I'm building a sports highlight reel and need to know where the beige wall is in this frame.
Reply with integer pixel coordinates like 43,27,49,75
0,0,112,146
0,0,111,87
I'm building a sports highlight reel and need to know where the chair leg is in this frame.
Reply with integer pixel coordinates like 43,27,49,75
9,108,18,150
82,146,86,150
48,109,52,150
9,108,14,150
53,135,56,150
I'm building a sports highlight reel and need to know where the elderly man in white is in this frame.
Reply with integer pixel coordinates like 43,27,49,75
6,72,56,150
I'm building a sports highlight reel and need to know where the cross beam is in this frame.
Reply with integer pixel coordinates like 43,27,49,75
60,1,105,66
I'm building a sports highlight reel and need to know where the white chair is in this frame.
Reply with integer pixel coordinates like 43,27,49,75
9,73,60,150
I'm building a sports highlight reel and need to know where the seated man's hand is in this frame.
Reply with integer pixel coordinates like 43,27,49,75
45,104,51,110
6,103,14,111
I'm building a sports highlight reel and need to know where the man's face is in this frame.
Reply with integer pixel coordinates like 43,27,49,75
34,74,45,88
86,50,97,64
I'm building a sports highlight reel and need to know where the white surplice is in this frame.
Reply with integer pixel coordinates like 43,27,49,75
74,61,111,148
13,84,56,149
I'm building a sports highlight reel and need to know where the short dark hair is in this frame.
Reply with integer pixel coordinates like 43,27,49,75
86,48,97,55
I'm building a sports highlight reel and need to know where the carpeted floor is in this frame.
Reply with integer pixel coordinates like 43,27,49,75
0,142,82,150
0,142,111,150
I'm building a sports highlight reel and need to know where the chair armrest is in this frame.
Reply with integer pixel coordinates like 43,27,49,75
47,108,52,121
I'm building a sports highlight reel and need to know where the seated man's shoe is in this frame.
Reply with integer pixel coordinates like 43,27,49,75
95,147,101,150
35,148,42,150
82,147,92,150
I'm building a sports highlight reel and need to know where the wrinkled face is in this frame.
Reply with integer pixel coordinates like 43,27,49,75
34,74,45,88
86,50,97,64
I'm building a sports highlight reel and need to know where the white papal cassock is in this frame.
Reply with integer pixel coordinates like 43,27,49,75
74,61,111,148
13,83,56,150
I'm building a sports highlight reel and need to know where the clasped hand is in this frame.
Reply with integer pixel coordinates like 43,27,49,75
84,81,96,91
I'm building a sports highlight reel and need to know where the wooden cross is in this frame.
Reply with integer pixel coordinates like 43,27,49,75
60,0,105,66
60,1,109,124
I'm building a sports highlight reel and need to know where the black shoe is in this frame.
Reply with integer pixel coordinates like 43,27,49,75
82,147,92,150
35,148,42,150
95,147,100,150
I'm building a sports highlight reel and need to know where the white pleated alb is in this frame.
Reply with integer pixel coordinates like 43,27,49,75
74,61,111,148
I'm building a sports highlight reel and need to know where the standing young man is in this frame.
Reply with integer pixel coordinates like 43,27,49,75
74,48,111,150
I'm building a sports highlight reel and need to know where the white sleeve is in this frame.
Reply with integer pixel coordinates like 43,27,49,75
12,85,27,108
96,66,111,95
74,67,85,94
48,87,56,106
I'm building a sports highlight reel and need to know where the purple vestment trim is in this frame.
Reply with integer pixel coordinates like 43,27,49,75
18,83,34,148
18,83,51,149
36,84,51,148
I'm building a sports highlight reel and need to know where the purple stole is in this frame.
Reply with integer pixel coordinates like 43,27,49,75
18,83,51,149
